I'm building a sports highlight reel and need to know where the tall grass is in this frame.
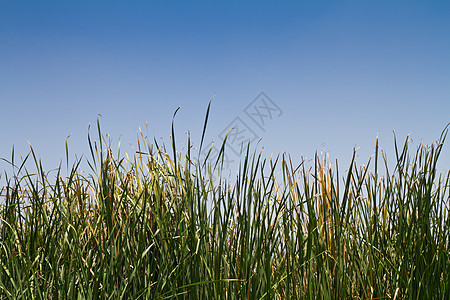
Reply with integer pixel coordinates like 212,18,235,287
1,113,449,299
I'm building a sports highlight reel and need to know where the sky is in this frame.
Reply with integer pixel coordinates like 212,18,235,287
1,0,450,186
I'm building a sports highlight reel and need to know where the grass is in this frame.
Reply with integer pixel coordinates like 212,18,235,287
0,109,449,299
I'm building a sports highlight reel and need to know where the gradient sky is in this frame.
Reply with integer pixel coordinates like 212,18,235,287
1,0,450,185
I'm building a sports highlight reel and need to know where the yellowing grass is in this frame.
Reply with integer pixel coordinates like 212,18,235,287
1,116,449,299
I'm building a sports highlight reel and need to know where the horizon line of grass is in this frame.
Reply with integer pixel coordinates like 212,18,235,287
0,111,449,299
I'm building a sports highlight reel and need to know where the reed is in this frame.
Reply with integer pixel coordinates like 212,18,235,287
0,111,449,299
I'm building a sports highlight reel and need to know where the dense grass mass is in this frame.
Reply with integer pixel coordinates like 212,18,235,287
1,115,449,299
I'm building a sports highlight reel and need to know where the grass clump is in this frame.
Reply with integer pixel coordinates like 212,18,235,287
0,112,449,299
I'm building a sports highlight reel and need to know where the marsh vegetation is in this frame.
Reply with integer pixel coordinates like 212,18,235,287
1,112,449,299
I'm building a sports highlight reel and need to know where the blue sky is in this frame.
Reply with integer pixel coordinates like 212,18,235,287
1,1,450,183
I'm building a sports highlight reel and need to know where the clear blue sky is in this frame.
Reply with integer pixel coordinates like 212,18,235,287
1,0,450,184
